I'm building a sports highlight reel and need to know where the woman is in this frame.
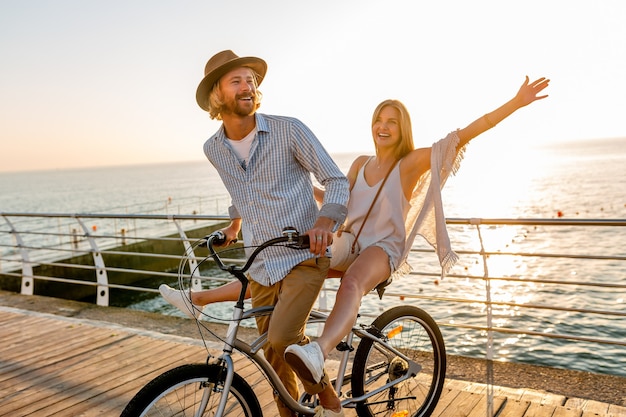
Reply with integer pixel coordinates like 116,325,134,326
161,75,550,390
283,75,550,386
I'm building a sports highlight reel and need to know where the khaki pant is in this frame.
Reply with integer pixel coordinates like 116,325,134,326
249,257,331,417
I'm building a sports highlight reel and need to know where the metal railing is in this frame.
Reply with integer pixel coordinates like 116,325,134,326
1,212,625,381
0,211,232,306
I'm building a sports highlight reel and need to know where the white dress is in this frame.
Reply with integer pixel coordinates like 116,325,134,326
346,130,466,278
344,157,409,272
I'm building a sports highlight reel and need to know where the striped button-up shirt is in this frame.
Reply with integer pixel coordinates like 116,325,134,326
203,113,349,286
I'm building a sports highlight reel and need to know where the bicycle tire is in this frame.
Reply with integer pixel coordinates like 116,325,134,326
120,363,262,417
351,305,446,417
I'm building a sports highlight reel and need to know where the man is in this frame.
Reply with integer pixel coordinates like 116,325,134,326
197,50,348,417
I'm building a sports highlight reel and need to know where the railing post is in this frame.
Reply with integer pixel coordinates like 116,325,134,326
3,216,34,296
76,216,109,306
173,219,202,292
471,218,494,417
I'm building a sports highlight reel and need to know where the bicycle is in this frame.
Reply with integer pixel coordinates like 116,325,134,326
121,228,446,417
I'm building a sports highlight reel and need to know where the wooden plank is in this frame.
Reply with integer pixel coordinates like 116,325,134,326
496,386,527,401
436,390,483,417
581,399,610,415
446,378,483,393
432,387,462,417
552,405,583,417
607,404,626,417
566,398,588,409
519,389,566,407
499,399,532,417
523,402,558,417
466,395,507,417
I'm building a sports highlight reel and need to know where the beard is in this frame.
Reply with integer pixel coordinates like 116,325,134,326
222,94,258,117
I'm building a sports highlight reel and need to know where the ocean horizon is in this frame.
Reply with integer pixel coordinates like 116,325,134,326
2,136,625,217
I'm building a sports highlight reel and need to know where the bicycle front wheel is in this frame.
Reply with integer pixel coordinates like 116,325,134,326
351,305,446,417
120,363,262,417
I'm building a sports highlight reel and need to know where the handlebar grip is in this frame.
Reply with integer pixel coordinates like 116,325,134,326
212,231,227,245
201,231,232,247
297,234,310,248
284,234,309,249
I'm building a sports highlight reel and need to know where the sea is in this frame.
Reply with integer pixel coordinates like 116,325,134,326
1,137,625,378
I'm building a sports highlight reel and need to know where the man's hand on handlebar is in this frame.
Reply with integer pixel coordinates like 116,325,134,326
212,230,238,247
306,216,335,256
212,220,241,247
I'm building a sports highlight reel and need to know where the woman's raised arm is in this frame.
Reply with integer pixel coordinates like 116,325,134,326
457,76,550,148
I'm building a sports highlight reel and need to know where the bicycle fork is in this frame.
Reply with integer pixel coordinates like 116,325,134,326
211,304,245,417
206,355,236,417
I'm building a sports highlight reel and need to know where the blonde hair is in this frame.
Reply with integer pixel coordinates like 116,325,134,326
207,68,263,120
371,99,415,160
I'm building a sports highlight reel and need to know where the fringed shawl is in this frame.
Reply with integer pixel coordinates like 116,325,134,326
393,130,466,280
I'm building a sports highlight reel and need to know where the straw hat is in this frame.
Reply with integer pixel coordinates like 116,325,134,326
196,50,267,111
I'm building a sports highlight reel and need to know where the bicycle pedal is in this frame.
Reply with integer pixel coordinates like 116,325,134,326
335,341,354,352
364,325,383,338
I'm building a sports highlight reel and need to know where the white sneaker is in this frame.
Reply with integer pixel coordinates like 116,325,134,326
284,341,325,384
159,284,202,320
314,405,345,417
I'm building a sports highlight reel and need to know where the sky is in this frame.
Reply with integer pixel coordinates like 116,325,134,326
1,0,625,173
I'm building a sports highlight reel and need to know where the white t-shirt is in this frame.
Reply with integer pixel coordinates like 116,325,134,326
227,127,257,168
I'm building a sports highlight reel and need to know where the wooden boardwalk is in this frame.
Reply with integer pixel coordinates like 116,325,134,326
0,306,624,417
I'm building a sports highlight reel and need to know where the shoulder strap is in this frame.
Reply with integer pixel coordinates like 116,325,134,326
351,159,399,253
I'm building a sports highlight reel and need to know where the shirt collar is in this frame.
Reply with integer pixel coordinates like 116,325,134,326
216,113,269,141
254,113,270,134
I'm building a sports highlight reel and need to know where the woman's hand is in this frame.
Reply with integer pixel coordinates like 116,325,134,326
516,76,550,108
457,75,550,148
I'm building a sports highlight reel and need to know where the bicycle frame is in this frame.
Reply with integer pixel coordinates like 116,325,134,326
203,230,429,416
210,300,424,415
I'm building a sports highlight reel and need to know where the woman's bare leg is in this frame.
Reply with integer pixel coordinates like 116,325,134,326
191,280,249,305
315,246,391,358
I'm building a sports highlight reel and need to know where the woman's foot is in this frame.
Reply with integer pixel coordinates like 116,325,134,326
284,341,325,384
159,284,202,319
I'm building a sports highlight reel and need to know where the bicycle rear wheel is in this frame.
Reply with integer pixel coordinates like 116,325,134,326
121,363,262,417
351,305,446,417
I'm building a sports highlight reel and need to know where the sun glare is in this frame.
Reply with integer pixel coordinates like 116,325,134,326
446,142,553,218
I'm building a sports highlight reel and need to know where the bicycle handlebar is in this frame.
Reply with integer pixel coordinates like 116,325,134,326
204,227,311,276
